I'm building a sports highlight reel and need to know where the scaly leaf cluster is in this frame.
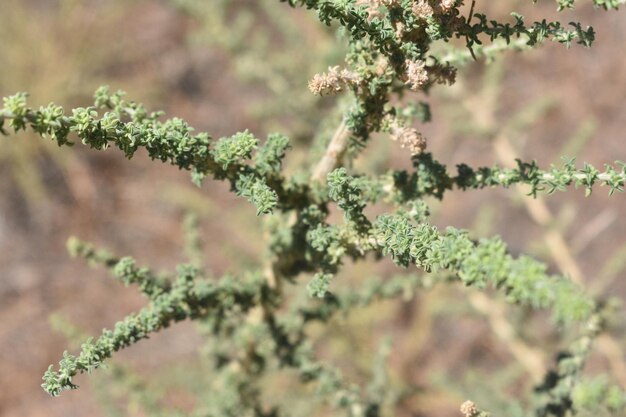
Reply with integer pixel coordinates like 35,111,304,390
1,88,291,215
42,263,267,397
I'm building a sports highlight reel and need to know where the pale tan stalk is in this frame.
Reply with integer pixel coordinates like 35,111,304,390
468,291,545,382
312,119,351,182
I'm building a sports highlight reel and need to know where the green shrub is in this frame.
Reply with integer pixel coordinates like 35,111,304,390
2,1,625,416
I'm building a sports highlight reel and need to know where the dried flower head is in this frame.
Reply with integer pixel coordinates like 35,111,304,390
460,400,479,417
439,0,457,12
412,0,434,19
356,0,400,19
308,66,359,96
390,124,427,155
405,60,429,91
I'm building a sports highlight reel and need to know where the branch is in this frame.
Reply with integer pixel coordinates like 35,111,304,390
41,267,266,396
311,119,351,183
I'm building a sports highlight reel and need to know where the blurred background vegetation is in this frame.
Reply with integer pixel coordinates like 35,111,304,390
0,1,625,416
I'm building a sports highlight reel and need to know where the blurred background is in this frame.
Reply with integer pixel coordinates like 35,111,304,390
0,1,625,416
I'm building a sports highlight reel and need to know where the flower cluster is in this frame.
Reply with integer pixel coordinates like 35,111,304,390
308,66,360,96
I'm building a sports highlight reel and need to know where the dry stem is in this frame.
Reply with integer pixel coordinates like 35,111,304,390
468,291,545,382
312,119,351,182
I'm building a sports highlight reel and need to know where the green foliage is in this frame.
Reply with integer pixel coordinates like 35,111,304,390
374,212,594,323
1,88,291,215
255,133,291,175
572,377,626,413
396,154,626,199
42,265,267,397
212,131,259,169
307,272,334,298
236,174,279,215
2,1,625,416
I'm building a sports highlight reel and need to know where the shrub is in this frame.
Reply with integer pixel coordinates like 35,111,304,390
1,1,625,416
